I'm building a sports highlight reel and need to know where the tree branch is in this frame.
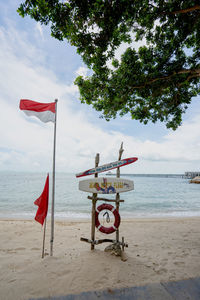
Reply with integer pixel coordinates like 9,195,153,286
170,5,200,14
132,68,200,89
149,4,200,15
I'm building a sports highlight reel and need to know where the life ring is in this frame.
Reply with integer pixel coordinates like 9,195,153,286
95,203,121,234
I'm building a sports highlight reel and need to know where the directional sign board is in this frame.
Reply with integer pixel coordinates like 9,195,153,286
76,157,138,178
79,177,134,194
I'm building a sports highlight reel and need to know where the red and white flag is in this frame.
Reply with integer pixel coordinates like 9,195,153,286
19,99,56,123
34,174,49,225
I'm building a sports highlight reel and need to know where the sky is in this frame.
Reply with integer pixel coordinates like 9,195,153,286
0,0,200,175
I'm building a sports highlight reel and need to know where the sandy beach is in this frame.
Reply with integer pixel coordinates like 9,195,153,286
0,217,200,299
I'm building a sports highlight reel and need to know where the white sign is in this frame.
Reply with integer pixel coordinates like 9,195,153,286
79,177,134,194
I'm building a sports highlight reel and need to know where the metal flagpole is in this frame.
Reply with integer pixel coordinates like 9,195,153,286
42,217,47,258
50,99,58,256
42,172,49,259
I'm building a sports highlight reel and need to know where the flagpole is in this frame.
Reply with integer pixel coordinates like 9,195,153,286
42,217,47,258
42,172,49,259
50,99,58,256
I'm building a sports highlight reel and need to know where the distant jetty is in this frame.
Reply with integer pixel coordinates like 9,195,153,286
190,176,200,184
185,172,200,179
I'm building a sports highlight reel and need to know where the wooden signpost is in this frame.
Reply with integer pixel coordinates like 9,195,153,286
77,143,138,260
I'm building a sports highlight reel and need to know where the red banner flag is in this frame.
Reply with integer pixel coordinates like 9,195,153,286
34,174,49,225
20,99,56,123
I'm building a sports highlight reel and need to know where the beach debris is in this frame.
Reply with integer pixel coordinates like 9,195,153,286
104,243,121,256
104,239,128,261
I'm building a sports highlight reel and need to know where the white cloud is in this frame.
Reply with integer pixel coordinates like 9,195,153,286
75,66,89,77
35,23,44,40
0,21,200,174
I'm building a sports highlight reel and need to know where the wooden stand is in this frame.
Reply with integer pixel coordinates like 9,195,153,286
80,143,128,260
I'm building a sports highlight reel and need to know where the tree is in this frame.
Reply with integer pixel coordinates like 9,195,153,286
18,0,200,129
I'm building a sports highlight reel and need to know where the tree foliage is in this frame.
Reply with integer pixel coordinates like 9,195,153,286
18,0,200,129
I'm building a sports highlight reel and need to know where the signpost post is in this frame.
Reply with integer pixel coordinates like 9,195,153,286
91,153,99,250
116,142,124,245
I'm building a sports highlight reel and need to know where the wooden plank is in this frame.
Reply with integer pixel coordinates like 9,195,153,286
80,237,115,245
80,237,128,247
87,196,124,203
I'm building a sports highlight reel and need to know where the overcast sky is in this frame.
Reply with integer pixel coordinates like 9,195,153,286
0,0,200,174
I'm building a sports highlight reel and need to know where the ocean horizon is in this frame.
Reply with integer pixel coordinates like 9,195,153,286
0,171,200,220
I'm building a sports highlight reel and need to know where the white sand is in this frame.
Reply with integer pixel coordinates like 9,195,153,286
0,217,200,299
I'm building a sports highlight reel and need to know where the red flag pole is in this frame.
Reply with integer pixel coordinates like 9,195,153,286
50,99,58,256
42,173,49,258
42,216,47,258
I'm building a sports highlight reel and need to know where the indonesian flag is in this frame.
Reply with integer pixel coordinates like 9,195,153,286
20,99,56,123
34,174,49,225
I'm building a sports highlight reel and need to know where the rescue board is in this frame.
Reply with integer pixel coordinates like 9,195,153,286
79,177,134,194
76,157,138,178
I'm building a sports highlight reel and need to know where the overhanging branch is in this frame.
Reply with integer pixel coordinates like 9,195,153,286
170,5,200,14
131,68,200,89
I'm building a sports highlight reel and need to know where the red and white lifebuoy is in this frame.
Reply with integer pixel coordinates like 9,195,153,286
95,203,121,234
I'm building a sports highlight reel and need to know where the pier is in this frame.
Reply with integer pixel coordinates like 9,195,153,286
185,171,200,179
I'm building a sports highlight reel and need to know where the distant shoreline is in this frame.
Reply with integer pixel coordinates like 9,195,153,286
106,173,185,178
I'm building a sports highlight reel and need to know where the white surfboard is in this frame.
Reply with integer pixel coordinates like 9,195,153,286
76,157,138,178
79,177,134,194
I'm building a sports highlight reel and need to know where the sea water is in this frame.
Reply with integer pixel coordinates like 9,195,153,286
0,172,200,220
